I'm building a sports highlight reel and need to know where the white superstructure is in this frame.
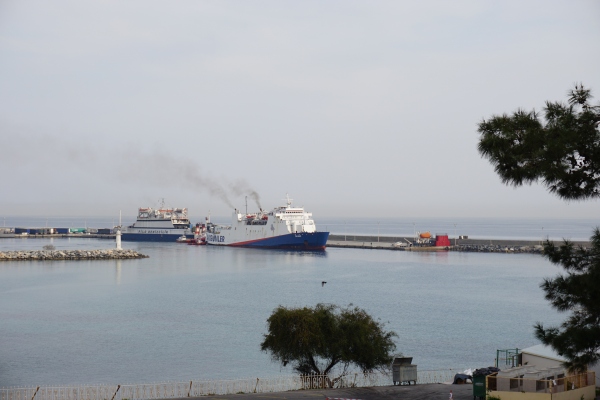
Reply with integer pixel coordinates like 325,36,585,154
121,200,193,241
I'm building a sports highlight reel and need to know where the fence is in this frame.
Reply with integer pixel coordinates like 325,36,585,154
0,368,465,400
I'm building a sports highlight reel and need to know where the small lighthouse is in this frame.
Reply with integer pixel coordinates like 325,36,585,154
116,211,122,250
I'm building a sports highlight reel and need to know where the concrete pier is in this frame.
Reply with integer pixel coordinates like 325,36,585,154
0,233,116,239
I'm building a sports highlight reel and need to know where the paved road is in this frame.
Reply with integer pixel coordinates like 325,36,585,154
182,383,474,400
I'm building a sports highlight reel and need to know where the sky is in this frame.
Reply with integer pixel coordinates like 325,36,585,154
1,0,599,220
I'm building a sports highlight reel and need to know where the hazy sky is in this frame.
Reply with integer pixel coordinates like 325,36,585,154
1,0,599,219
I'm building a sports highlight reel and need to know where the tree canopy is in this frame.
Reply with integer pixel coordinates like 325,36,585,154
535,231,600,372
477,84,600,200
260,303,397,377
478,84,600,372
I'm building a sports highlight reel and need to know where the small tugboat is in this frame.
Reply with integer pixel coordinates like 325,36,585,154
187,236,207,245
176,235,193,243
185,222,208,245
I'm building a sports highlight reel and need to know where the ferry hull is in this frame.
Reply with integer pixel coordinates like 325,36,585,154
208,232,329,250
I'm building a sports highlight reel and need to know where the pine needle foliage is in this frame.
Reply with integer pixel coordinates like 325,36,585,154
477,84,600,200
535,229,600,372
479,84,600,372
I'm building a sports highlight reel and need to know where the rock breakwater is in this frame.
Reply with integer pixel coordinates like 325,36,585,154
0,249,148,261
451,244,545,253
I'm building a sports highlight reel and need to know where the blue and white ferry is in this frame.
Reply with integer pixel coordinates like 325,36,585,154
121,203,193,242
205,195,329,250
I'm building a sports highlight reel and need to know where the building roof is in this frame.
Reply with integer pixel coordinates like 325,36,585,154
521,344,566,362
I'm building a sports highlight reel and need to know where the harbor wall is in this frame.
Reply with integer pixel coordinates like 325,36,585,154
328,234,590,247
327,235,591,253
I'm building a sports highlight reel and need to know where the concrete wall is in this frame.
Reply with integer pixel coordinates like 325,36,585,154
553,386,596,400
521,355,563,370
487,391,549,400
488,386,595,400
327,234,590,247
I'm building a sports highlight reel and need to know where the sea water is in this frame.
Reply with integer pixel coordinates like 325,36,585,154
0,228,570,388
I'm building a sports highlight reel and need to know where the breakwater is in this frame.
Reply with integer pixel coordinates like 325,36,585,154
0,233,115,239
0,249,148,261
451,243,543,253
327,235,590,253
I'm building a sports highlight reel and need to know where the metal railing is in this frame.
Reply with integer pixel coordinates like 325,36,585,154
0,368,466,400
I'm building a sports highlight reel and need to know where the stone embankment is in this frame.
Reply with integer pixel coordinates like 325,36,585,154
0,249,148,261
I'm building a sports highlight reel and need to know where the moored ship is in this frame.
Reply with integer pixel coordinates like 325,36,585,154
205,195,329,250
121,202,194,242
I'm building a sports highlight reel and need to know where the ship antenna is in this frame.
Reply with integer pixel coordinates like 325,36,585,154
245,196,248,215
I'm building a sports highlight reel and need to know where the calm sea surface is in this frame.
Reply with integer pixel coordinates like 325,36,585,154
0,216,595,387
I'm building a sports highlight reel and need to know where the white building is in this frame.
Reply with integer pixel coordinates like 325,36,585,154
520,344,599,385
